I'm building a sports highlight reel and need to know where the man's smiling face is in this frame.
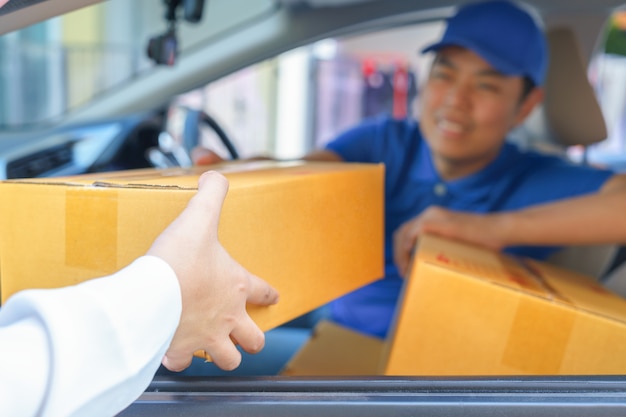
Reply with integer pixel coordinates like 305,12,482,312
418,46,540,179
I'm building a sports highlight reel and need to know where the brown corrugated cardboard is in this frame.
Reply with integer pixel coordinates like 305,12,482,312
284,234,626,376
281,319,383,376
0,161,384,338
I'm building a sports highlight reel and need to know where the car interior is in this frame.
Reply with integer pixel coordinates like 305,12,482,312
527,25,624,287
2,0,626,415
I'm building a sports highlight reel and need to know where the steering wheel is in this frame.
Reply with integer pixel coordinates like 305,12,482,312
181,108,239,160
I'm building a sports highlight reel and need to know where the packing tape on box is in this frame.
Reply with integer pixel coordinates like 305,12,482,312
502,296,575,374
65,187,119,271
501,259,575,374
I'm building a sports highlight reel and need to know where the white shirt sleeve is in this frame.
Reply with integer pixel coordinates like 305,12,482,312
0,255,182,417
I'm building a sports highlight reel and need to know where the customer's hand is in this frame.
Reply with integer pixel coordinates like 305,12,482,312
147,171,279,372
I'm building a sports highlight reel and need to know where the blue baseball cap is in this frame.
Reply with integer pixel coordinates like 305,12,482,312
421,0,548,86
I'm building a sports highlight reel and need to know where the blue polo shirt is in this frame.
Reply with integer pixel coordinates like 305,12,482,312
325,116,614,338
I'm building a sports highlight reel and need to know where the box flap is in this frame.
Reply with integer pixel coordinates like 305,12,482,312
528,259,626,324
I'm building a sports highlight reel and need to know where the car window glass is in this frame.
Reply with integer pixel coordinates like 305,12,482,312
167,20,444,159
0,0,276,129
584,10,626,172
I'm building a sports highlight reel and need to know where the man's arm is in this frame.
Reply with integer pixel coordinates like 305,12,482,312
302,149,345,162
192,147,344,165
393,173,626,277
0,257,183,417
493,173,626,247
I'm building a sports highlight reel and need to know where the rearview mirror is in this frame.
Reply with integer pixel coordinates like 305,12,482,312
146,0,207,66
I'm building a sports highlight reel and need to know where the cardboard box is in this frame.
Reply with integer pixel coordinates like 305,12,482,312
284,234,626,376
0,161,384,336
281,319,383,376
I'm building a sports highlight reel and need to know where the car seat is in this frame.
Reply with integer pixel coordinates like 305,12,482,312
513,26,619,281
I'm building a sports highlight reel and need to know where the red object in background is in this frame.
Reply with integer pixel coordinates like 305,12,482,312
360,56,417,119
392,62,409,119
362,58,377,77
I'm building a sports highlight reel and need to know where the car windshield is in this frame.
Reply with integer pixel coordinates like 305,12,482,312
0,0,277,130
3,3,626,413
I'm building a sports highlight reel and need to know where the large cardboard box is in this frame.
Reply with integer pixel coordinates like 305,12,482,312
283,234,626,376
0,161,384,336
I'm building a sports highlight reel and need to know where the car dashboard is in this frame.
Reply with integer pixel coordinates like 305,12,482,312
0,112,163,180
